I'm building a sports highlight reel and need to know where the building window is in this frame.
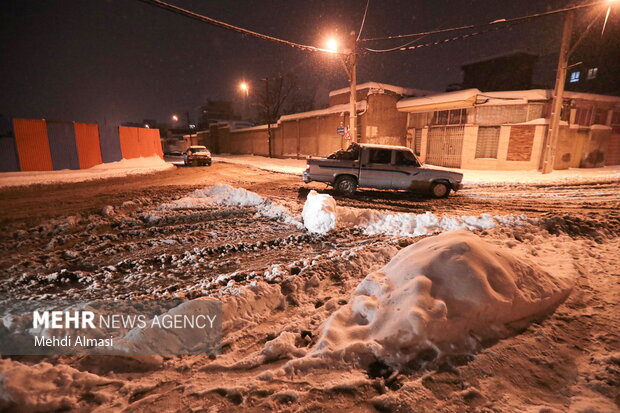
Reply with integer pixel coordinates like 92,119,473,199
587,67,598,80
569,71,580,83
594,109,607,125
431,108,467,126
414,129,422,156
475,127,500,159
575,107,593,126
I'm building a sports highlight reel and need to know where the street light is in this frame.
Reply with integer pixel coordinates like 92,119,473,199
326,38,338,53
239,81,250,121
172,114,179,122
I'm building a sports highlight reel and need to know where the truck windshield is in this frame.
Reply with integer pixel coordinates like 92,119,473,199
190,147,207,153
394,150,420,166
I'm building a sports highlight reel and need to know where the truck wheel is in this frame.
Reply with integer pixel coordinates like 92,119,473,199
335,176,357,196
430,182,451,198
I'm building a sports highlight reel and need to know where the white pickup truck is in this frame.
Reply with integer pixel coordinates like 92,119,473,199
303,143,463,198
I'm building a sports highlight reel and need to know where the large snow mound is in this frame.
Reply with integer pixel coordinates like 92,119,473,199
161,184,303,228
310,230,574,370
302,190,337,234
0,156,173,188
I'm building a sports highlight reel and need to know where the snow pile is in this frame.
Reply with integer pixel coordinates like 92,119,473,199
302,190,337,234
338,208,526,237
160,184,303,228
308,231,574,370
300,192,527,236
0,359,116,411
0,156,173,188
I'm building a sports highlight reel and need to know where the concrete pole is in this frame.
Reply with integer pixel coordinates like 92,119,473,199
348,30,357,144
542,10,574,174
264,77,272,158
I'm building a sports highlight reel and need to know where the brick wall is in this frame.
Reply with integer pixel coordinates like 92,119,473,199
506,125,535,161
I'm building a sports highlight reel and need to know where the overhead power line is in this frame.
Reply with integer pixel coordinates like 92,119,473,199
357,0,371,41
364,24,508,54
136,0,333,53
359,1,606,43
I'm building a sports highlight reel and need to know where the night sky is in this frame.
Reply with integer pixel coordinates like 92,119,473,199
1,0,606,127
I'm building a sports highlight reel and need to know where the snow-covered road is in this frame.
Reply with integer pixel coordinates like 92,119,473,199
0,161,619,413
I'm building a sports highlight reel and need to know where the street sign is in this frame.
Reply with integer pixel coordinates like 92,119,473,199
337,126,346,135
343,130,352,140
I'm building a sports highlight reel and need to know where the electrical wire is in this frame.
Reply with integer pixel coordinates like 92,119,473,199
357,0,371,41
365,24,507,53
358,1,607,43
136,0,334,53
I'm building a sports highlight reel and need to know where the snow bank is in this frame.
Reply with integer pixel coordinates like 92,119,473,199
338,208,525,237
451,165,620,186
302,190,337,234
0,156,173,188
0,359,117,411
306,231,573,370
213,155,305,175
300,192,526,236
160,184,303,228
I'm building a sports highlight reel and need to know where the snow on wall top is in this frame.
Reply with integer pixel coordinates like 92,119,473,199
328,82,434,98
229,124,277,133
398,88,620,111
278,100,368,122
563,91,620,104
397,88,481,110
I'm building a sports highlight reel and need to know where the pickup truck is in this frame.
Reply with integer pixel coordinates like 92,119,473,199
302,143,463,198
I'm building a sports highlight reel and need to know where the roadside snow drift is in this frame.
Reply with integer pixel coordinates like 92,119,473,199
301,191,527,236
0,156,173,188
161,184,303,228
308,230,574,370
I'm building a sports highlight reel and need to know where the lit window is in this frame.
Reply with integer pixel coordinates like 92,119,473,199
587,68,598,80
569,71,580,83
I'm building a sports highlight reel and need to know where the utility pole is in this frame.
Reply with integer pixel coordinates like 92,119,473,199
542,10,575,174
185,111,194,144
263,77,272,158
348,30,357,144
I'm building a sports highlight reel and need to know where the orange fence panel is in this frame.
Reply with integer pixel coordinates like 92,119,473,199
118,126,141,159
74,122,103,169
13,118,53,171
138,128,155,157
151,129,164,158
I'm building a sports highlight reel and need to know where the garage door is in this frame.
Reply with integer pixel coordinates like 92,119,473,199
425,126,464,168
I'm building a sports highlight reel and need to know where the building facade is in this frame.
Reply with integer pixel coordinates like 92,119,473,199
397,89,620,170
199,83,620,170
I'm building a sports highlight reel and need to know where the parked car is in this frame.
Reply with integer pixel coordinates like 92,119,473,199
303,143,463,198
183,146,212,166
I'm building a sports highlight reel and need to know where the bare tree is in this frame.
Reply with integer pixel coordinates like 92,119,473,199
255,73,314,124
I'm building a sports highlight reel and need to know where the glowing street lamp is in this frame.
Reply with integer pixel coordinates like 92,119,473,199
172,114,179,122
239,81,249,96
326,38,338,53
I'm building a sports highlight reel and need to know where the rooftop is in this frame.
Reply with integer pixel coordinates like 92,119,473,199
329,82,435,98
